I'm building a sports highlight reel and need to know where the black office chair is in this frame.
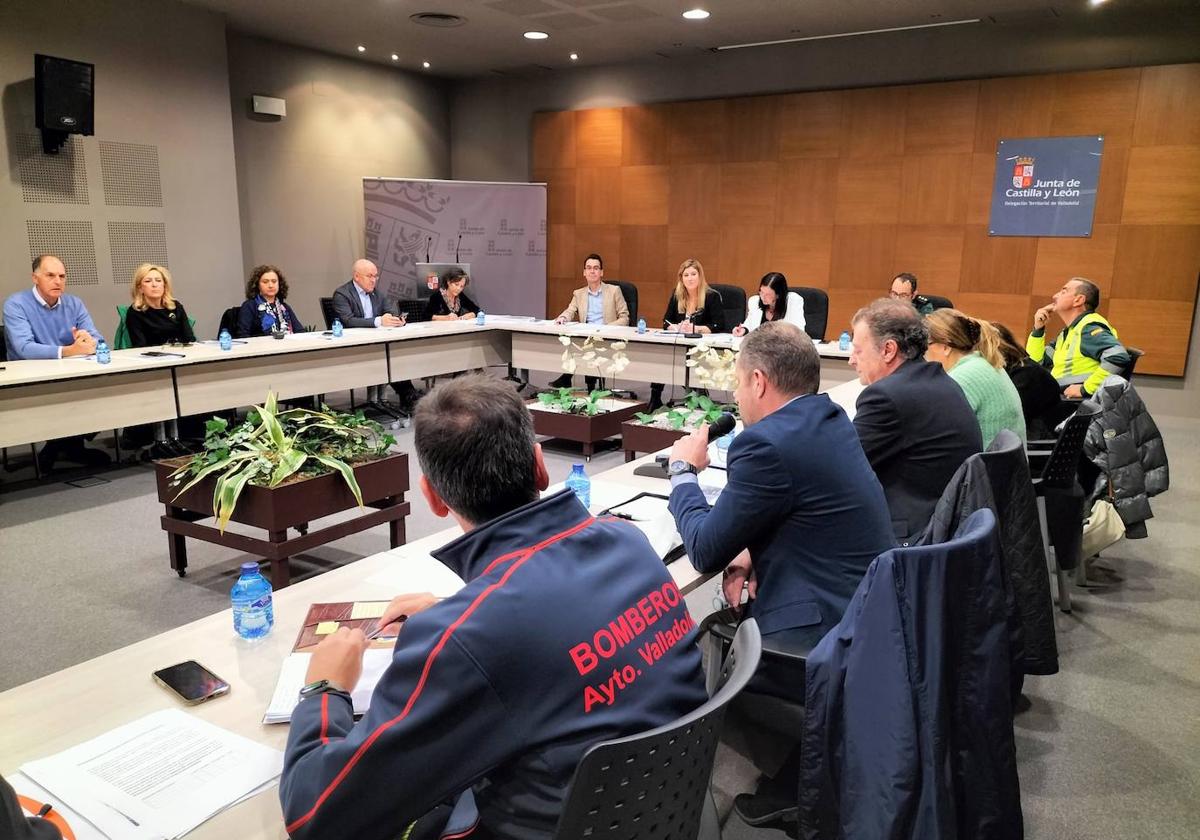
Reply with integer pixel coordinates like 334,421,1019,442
793,286,829,341
709,283,747,334
217,306,241,339
319,296,337,330
610,279,639,324
1028,401,1102,612
1118,346,1144,381
397,299,427,323
924,294,954,311
553,620,762,840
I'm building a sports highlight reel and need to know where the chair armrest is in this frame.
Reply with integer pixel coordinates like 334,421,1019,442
708,618,812,664
1027,439,1057,448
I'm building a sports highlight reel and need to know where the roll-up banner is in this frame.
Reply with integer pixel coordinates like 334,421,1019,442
364,177,547,317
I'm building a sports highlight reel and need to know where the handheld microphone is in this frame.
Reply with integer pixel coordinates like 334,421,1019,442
455,234,462,262
425,236,431,263
706,412,736,442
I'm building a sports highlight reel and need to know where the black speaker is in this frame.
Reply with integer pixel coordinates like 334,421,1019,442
35,54,94,136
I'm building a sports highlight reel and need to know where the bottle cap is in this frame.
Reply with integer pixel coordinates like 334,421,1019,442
240,562,261,574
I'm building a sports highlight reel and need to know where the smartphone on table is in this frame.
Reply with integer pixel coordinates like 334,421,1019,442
152,660,230,705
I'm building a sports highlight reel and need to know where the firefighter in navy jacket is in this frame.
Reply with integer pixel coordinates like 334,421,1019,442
280,376,707,840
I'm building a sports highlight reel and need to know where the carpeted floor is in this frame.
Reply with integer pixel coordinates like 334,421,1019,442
1,392,1196,839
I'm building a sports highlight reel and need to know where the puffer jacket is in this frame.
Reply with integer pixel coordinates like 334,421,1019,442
1082,377,1169,539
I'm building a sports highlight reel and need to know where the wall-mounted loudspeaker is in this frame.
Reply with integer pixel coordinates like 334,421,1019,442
35,53,95,154
251,95,287,117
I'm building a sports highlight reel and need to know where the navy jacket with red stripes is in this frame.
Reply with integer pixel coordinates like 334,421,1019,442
280,489,708,840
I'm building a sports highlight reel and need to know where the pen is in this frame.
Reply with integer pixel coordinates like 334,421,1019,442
37,803,53,818
366,615,407,641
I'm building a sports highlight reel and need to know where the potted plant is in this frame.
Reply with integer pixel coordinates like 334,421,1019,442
529,335,645,457
622,339,739,460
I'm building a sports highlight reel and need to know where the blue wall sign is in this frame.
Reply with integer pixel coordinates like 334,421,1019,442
989,136,1104,237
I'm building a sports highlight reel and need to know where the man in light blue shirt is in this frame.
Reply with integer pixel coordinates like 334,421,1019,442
3,255,112,470
549,254,629,390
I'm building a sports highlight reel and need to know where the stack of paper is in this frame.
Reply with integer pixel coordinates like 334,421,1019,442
264,647,394,724
20,709,282,839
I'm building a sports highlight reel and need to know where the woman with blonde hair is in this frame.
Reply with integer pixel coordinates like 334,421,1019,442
125,263,195,347
648,259,727,410
925,308,1026,446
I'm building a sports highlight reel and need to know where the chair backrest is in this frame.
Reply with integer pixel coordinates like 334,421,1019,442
318,296,337,330
397,299,427,323
708,283,746,333
218,306,241,339
793,286,829,341
1119,346,1144,381
0,323,6,362
924,294,954,311
610,279,639,323
1038,401,1102,489
554,620,762,840
113,304,132,350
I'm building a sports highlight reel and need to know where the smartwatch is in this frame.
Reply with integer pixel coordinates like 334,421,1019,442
298,679,346,701
668,459,698,477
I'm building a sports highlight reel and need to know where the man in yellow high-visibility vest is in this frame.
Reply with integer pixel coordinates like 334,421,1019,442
1027,277,1130,399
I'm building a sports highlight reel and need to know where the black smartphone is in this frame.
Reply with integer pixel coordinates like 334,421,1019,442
152,660,230,705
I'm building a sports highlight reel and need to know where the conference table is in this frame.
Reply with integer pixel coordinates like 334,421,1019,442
0,318,857,450
0,379,864,840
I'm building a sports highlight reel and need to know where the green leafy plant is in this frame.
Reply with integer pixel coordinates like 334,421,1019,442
635,391,736,430
169,392,395,532
536,387,614,416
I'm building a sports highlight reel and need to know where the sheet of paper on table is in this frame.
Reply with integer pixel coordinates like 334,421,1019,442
264,647,393,725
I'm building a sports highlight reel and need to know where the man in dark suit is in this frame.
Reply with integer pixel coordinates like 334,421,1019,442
331,258,420,409
849,298,983,544
667,321,894,826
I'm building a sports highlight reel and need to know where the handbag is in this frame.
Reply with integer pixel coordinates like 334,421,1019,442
1082,495,1125,558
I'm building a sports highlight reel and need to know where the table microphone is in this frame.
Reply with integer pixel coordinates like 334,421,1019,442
643,412,737,477
425,236,431,262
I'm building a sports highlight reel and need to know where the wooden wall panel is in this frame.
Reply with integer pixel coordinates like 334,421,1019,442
903,81,979,155
1112,225,1200,301
620,165,669,225
1133,64,1200,147
575,167,621,225
827,291,881,342
1030,224,1119,298
1122,146,1200,224
668,100,727,163
1106,299,1196,373
777,90,843,159
830,225,896,289
776,159,838,225
770,226,834,288
901,154,971,225
959,227,1038,295
535,63,1200,376
575,108,623,167
974,75,1054,153
719,162,779,226
547,276,579,315
1050,69,1141,147
669,163,721,226
836,159,902,224
893,226,965,295
622,105,671,165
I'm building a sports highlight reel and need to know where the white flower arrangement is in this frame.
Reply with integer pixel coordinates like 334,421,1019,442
685,340,739,391
557,334,631,380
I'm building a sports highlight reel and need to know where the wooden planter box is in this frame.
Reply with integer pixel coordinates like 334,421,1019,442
528,399,647,458
153,452,410,588
620,421,690,462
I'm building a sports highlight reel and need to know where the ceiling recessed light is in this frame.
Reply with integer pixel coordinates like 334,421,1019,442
391,53,399,61
356,45,366,52
570,52,578,60
1089,0,1109,5
524,31,549,40
422,61,431,69
682,8,710,20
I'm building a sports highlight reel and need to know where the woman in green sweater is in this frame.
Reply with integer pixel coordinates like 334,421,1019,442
925,309,1027,447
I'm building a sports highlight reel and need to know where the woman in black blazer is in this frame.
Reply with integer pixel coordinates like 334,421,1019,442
649,259,725,410
423,267,480,321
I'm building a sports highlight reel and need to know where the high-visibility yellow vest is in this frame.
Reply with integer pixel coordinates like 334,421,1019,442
1027,312,1119,392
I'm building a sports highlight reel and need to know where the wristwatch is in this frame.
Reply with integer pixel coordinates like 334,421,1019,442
668,459,698,477
298,679,346,700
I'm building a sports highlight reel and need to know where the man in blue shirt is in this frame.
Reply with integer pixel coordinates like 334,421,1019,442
4,255,112,469
549,253,630,391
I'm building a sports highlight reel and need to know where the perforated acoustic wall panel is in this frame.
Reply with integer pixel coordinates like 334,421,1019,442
26,220,99,286
108,221,168,285
533,63,1200,376
100,141,163,207
17,133,88,204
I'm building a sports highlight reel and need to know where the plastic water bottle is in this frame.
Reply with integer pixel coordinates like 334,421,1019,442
332,318,343,338
839,330,851,352
231,562,274,640
637,318,646,335
476,310,486,326
715,431,734,467
565,463,591,509
96,339,111,364
219,328,233,351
